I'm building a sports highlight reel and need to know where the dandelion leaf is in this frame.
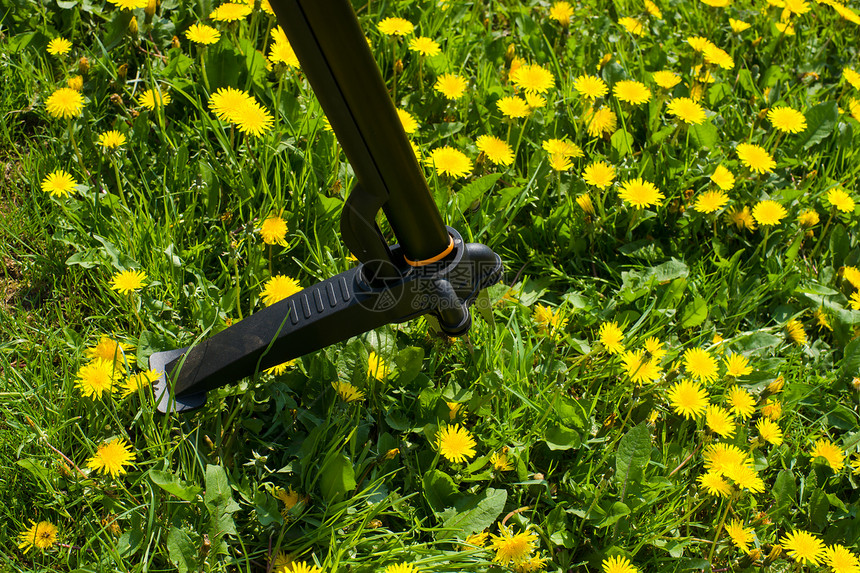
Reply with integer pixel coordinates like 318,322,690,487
795,101,838,151
318,452,356,503
615,422,650,501
438,488,507,539
423,469,459,514
166,526,202,573
149,469,202,501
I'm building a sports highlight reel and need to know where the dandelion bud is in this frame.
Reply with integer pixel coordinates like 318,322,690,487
598,53,613,69
575,194,595,216
505,44,516,63
117,63,128,80
763,544,782,566
128,16,138,35
67,76,83,91
851,377,860,392
78,56,90,74
172,35,180,49
383,448,399,460
767,375,785,394
368,519,383,529
145,0,156,18
394,59,403,74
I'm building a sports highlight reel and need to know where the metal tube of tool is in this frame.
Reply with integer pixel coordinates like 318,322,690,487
268,0,451,263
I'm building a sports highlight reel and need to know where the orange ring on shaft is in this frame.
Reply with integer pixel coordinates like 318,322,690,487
403,236,455,267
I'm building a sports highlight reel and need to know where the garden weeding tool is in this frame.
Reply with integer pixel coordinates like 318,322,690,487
149,0,503,413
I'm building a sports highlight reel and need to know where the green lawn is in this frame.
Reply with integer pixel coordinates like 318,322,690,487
1,0,860,571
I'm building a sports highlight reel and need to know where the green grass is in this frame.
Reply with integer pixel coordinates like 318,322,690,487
2,0,860,571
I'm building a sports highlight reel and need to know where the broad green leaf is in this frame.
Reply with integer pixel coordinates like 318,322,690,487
423,470,459,513
688,122,717,149
544,424,581,451
611,129,634,156
680,295,708,328
439,488,507,538
166,527,200,573
318,453,356,503
597,501,630,528
795,101,838,150
149,469,202,501
615,423,651,501
394,347,424,385
807,488,829,529
204,464,239,546
771,469,795,522
456,173,502,212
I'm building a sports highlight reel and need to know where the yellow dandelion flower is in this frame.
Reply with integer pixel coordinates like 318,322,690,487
463,531,489,547
75,359,120,399
210,2,252,21
185,23,221,45
797,209,819,227
725,205,756,231
47,37,72,56
724,462,765,492
367,351,390,381
768,106,807,133
426,146,472,178
383,564,417,573
781,530,825,566
843,265,860,288
231,99,273,137
704,443,749,474
725,520,756,554
408,36,441,57
490,450,514,471
396,108,419,134
620,349,662,384
643,337,666,360
377,17,414,36
710,165,735,190
110,269,147,295
98,130,127,149
41,169,78,198
265,360,294,376
687,36,715,53
824,544,860,573
666,379,709,419
761,398,782,420
548,153,571,171
573,75,608,99
497,95,530,119
652,70,681,89
700,0,731,6
618,16,646,36
138,88,171,110
703,44,734,69
46,87,85,119
645,0,662,18
549,2,574,25
285,563,321,573
261,275,301,306
666,97,706,124
259,215,288,246
476,135,514,166
86,337,134,370
705,404,736,437
613,80,651,105
532,304,568,336
619,178,664,209
87,438,135,478
785,318,807,345
208,87,253,122
436,424,477,463
697,471,733,497
844,68,860,90
598,321,625,354
585,107,617,137
490,525,538,566
510,63,555,94
107,0,147,9
752,200,787,226
331,381,365,402
815,307,832,331
756,418,783,445
18,520,58,553
725,386,755,420
268,27,299,68
542,138,582,159
736,143,775,173
582,161,615,189
684,347,718,382
695,190,729,213
601,555,638,573
434,73,468,99
121,369,159,397
810,438,844,472
729,18,751,32
826,188,855,213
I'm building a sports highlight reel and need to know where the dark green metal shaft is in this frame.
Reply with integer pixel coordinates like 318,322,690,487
268,0,450,262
